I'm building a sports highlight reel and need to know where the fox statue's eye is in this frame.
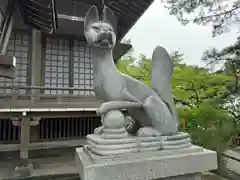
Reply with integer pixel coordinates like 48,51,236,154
92,26,100,30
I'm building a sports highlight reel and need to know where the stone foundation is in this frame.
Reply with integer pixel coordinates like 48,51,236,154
75,145,218,180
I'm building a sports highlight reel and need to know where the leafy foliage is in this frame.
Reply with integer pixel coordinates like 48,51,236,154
172,63,232,107
179,102,236,152
202,37,240,70
117,54,152,86
201,36,240,135
164,0,240,37
163,1,240,139
117,52,233,108
223,96,240,126
203,37,240,105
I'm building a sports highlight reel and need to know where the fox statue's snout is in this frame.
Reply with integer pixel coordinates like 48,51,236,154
95,31,114,47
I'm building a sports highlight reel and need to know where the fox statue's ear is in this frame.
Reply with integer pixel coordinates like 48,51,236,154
103,6,117,32
84,5,99,30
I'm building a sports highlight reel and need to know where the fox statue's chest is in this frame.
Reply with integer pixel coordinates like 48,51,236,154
93,73,124,101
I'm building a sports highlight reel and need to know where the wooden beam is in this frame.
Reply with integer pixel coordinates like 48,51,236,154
30,29,42,102
57,14,84,22
0,139,86,152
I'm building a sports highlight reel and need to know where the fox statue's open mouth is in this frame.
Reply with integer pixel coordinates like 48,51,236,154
94,39,112,48
94,34,113,48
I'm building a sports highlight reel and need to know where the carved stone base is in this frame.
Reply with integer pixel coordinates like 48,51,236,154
87,110,192,156
87,132,191,156
75,146,218,180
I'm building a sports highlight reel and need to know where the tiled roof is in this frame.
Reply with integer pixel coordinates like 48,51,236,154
76,0,154,41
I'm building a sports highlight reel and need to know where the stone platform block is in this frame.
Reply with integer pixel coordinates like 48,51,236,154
75,145,218,180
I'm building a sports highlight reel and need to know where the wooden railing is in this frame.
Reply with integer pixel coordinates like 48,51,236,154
0,85,102,151
0,115,101,145
0,85,101,109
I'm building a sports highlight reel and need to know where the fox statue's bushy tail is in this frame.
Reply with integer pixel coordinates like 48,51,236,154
151,46,179,127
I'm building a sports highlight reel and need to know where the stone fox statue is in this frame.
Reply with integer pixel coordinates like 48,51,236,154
84,5,179,136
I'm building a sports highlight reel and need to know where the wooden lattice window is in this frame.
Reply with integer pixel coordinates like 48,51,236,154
44,37,70,94
73,40,94,96
0,31,30,94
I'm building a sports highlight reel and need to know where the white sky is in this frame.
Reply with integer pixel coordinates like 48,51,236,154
123,0,239,67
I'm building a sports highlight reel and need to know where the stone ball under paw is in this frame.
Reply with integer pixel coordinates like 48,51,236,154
103,110,125,129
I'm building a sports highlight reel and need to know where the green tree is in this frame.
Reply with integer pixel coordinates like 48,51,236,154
117,54,152,86
179,102,236,152
202,38,240,125
172,63,232,108
117,52,236,152
163,0,240,126
117,53,232,108
164,0,240,37
161,1,240,139
203,37,240,93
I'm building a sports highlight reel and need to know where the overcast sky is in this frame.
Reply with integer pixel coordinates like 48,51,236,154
123,0,239,67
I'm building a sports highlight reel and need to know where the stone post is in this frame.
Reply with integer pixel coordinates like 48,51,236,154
11,116,40,177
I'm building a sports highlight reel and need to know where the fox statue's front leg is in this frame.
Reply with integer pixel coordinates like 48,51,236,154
96,88,142,115
96,101,142,116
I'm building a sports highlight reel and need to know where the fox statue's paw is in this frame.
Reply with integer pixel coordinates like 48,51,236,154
124,116,136,133
137,127,162,137
96,105,106,116
96,108,103,116
96,102,114,115
94,126,104,135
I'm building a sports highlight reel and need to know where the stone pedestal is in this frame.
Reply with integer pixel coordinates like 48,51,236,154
76,145,218,180
14,163,33,177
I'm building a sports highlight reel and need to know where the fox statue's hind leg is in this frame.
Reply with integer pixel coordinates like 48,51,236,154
137,95,178,137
